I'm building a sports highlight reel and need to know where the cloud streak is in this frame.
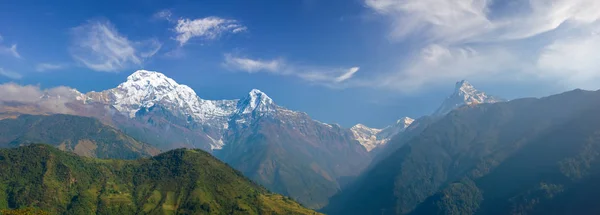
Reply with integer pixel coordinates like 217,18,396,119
36,63,67,72
174,17,246,46
69,20,162,72
0,68,23,80
224,54,360,87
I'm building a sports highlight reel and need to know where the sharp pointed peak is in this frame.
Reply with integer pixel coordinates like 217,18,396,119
246,89,272,101
238,89,275,114
249,88,267,95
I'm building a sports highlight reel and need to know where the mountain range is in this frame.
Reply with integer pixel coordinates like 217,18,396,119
325,89,600,214
3,69,600,214
0,70,503,209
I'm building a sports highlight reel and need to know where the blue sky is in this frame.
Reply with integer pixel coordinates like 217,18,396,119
1,0,599,127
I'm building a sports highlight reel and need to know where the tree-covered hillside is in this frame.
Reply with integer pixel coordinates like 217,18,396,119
0,144,320,215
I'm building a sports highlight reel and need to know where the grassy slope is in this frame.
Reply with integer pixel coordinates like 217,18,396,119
0,145,319,215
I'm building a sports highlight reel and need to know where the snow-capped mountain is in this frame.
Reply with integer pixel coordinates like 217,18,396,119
351,117,414,151
83,70,340,152
86,70,238,130
433,80,504,116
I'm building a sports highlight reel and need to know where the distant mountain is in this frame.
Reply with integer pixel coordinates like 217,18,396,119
325,89,600,215
434,80,505,116
0,114,159,159
352,80,499,153
351,117,414,151
0,144,320,215
368,80,504,163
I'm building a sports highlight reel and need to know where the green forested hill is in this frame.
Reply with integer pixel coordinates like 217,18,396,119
325,89,600,215
0,114,160,159
0,144,319,215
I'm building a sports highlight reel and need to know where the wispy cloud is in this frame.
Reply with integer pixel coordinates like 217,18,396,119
363,0,600,92
153,9,173,21
36,63,67,72
174,17,246,46
0,34,22,59
0,68,23,80
224,54,281,73
224,54,360,87
69,20,162,72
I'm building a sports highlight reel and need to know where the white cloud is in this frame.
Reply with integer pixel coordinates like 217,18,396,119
362,0,600,92
537,28,600,89
224,54,360,87
36,63,67,72
174,17,246,46
0,68,23,80
70,20,162,72
365,0,493,43
0,83,80,114
370,44,529,92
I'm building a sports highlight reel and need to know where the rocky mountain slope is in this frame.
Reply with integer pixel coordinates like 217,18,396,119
0,144,320,215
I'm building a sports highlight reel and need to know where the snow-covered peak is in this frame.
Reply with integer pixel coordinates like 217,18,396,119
350,117,414,152
396,117,415,127
87,70,238,124
434,80,504,116
350,123,384,152
351,124,382,135
237,89,275,114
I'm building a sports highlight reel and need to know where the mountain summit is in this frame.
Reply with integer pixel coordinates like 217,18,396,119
237,89,276,115
433,80,504,116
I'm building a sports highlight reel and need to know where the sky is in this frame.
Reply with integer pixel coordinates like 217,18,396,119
1,0,599,128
